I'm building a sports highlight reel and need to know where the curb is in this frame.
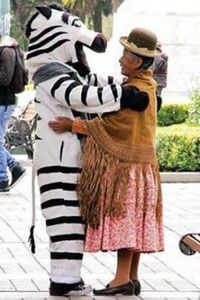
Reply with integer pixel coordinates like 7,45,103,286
161,172,200,183
16,155,200,183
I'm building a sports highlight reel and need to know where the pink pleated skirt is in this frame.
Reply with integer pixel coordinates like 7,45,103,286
84,164,164,253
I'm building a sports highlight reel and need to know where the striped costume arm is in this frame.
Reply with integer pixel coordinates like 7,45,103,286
86,73,123,87
44,75,121,114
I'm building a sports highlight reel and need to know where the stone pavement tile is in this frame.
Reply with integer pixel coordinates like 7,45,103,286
140,280,154,292
16,261,46,274
87,269,113,282
6,221,32,243
0,220,20,243
144,279,177,291
166,278,199,292
83,253,115,274
11,279,38,291
0,279,16,291
5,244,48,276
140,298,166,300
140,263,156,275
167,298,192,300
33,224,49,244
142,253,164,264
6,244,31,257
151,235,200,291
84,278,104,290
30,245,50,274
0,292,52,299
96,277,113,289
87,264,112,274
117,296,140,300
141,258,174,276
32,278,50,291
0,268,5,275
0,263,25,275
0,298,22,300
0,163,198,299
86,296,118,300
81,265,92,275
140,291,200,299
69,297,96,300
0,291,69,299
0,247,14,261
91,252,116,273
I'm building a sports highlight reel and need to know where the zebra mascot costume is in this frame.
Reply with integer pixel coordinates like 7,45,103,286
25,4,149,296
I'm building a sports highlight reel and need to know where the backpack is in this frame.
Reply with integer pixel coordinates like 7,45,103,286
9,47,29,94
0,46,29,94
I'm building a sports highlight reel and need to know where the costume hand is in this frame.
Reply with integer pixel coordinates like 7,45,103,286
48,117,73,133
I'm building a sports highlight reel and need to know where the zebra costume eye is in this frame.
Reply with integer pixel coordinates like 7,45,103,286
62,13,82,28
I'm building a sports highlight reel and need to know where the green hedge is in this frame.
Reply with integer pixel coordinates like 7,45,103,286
157,125,200,171
188,88,200,126
157,104,189,127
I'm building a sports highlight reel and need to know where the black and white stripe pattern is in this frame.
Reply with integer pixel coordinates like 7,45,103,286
36,155,85,281
25,5,100,79
26,4,124,285
42,72,122,113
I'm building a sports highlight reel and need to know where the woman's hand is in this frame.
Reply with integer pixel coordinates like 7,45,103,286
48,117,73,133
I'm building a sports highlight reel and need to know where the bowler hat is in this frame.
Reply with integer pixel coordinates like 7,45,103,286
120,28,162,57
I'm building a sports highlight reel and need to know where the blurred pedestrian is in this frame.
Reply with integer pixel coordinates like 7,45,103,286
0,35,26,193
152,42,168,96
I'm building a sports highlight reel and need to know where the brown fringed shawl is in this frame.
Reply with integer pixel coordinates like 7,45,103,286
77,70,162,228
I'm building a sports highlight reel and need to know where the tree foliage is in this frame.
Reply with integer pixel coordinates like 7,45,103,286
10,0,124,49
62,0,113,32
10,0,62,49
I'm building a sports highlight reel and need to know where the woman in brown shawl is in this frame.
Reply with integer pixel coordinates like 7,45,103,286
49,27,164,296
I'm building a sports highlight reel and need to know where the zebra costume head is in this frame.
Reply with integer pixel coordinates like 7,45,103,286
25,3,107,77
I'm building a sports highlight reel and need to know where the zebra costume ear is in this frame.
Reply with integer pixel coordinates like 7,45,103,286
36,5,52,20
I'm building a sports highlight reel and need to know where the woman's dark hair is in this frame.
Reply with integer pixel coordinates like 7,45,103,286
137,54,154,70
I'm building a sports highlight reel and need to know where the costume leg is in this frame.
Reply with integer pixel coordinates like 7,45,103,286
35,138,85,284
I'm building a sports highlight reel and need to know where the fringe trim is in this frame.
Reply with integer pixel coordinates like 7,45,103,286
155,168,163,222
77,137,162,229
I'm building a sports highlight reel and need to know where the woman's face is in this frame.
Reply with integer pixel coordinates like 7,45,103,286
119,49,142,76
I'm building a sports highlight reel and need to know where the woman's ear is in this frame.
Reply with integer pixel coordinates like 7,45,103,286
136,57,143,69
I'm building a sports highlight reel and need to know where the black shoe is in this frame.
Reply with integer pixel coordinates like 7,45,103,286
10,163,26,189
0,180,9,193
50,279,92,296
93,281,134,296
132,279,141,296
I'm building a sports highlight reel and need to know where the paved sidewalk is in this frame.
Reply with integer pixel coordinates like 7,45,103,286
0,157,199,300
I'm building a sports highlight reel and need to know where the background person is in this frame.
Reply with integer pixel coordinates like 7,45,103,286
0,35,26,193
152,42,168,96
